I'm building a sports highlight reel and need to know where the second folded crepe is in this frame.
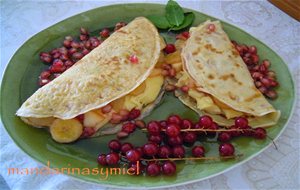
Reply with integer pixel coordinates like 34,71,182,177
174,20,280,127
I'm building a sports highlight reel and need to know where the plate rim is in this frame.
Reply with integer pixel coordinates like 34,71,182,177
0,3,297,188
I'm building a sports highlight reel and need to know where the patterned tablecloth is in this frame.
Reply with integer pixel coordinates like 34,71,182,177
0,0,299,189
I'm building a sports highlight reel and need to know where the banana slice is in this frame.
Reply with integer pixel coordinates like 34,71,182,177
50,119,83,143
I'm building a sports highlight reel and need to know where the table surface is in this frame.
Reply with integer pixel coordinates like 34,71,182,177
0,0,299,190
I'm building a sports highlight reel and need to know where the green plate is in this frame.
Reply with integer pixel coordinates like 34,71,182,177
0,3,295,188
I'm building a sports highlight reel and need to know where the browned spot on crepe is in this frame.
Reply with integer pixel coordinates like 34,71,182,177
232,49,239,57
192,47,201,55
204,44,223,54
208,74,214,79
228,91,237,100
245,92,261,102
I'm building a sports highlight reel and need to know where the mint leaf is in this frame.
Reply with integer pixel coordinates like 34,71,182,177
166,0,185,27
147,15,171,29
171,12,195,31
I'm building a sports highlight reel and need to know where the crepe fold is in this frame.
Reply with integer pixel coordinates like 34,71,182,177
16,17,162,120
178,20,280,127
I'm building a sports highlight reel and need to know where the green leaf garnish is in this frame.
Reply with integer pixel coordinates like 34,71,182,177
171,12,195,31
165,0,185,27
147,0,193,31
147,15,171,29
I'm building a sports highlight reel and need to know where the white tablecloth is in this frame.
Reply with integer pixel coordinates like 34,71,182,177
1,0,299,189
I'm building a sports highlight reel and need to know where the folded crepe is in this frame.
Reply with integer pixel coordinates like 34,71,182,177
16,17,166,143
171,20,280,128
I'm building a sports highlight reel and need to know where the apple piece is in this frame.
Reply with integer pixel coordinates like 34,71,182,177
83,111,105,127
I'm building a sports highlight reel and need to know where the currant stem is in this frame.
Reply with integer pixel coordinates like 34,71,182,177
267,135,278,150
141,128,249,132
140,154,243,162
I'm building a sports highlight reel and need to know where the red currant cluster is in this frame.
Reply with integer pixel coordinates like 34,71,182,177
218,117,267,142
97,139,178,176
97,115,267,177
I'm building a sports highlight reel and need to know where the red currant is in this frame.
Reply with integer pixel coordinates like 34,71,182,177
181,31,190,38
181,119,193,129
199,115,213,128
158,145,171,158
148,135,163,144
167,135,183,146
164,44,176,54
219,143,235,156
147,121,161,135
165,123,181,137
97,154,107,165
162,161,176,175
120,143,133,154
167,115,182,125
182,132,197,144
192,146,205,157
235,117,248,129
143,143,158,157
146,163,161,176
254,127,267,139
172,145,185,158
105,153,120,165
108,139,121,152
126,149,141,162
217,132,232,142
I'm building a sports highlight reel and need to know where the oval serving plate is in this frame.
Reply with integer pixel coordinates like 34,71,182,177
0,3,295,188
